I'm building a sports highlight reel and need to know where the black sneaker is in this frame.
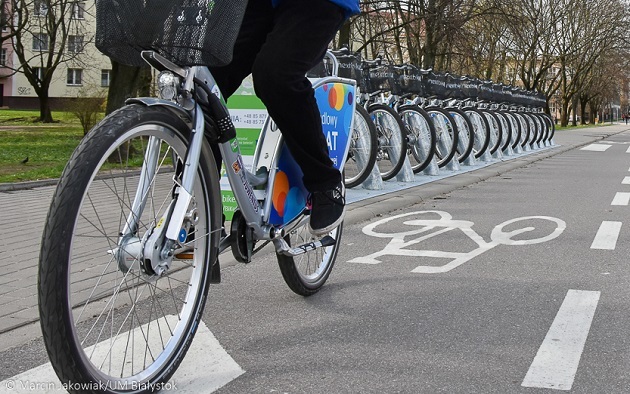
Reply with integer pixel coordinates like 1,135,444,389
308,183,346,236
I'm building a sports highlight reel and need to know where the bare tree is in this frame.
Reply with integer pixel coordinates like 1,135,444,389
5,0,91,122
0,0,27,47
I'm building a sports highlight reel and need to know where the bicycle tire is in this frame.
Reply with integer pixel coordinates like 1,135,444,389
447,107,475,163
277,223,342,296
509,112,529,149
344,106,378,188
368,104,408,180
534,113,551,143
399,105,436,173
426,106,459,167
38,104,222,393
464,108,491,159
479,109,502,155
526,112,542,148
542,113,555,142
532,113,546,145
497,111,514,152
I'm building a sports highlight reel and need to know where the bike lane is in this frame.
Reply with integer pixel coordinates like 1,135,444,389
201,127,630,393
1,124,630,392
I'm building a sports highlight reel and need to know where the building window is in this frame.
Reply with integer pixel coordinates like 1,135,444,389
34,0,48,16
0,49,6,66
71,2,85,19
101,69,111,87
68,35,83,53
33,67,46,82
32,33,49,51
67,68,82,85
1,0,8,31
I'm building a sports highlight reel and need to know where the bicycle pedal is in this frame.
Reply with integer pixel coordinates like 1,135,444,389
281,235,336,257
175,252,194,259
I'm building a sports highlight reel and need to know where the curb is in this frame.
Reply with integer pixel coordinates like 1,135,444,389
0,179,58,192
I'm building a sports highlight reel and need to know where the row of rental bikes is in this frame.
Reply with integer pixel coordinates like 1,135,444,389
315,49,556,189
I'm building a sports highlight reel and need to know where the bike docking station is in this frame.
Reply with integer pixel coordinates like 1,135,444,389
345,132,557,205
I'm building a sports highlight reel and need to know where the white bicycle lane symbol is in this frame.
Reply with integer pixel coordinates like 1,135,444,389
348,210,566,273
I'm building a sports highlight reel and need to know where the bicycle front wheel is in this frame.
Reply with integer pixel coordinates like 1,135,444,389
344,106,378,188
369,104,408,180
464,108,491,158
448,107,474,163
426,106,459,167
399,105,436,173
38,104,222,393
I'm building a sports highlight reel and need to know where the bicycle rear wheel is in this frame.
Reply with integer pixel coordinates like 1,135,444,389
369,104,408,180
344,106,378,188
277,221,342,296
38,104,222,393
399,105,436,173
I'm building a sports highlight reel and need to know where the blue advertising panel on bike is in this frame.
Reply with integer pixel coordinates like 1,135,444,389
269,82,355,226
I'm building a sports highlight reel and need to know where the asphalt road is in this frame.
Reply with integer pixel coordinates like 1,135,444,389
2,126,630,393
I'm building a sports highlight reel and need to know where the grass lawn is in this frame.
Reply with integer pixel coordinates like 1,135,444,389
0,108,619,184
0,109,87,183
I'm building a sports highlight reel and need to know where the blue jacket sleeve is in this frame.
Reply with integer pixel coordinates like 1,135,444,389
272,0,360,18
329,0,360,18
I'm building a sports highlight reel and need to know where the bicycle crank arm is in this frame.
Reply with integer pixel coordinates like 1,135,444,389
276,235,336,257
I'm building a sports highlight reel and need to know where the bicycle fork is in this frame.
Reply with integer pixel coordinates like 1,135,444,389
113,101,208,277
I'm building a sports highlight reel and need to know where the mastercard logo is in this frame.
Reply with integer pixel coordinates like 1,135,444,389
272,171,289,216
323,83,353,111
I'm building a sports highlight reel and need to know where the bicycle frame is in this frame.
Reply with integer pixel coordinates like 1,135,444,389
124,51,356,270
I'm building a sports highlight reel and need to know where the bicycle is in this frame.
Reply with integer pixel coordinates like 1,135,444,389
360,59,409,180
38,1,356,392
388,64,437,174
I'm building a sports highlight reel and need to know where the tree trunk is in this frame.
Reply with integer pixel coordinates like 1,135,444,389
106,60,148,115
561,99,570,127
580,99,588,125
38,92,53,123
337,20,351,49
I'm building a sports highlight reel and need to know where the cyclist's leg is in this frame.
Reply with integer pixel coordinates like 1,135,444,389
251,0,345,194
208,1,274,170
209,1,273,99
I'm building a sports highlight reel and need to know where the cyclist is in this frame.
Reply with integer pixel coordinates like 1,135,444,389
210,0,360,236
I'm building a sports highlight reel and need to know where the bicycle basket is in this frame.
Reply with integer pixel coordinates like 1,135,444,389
424,72,448,99
367,65,394,94
444,74,463,99
337,54,363,82
397,65,424,96
460,77,479,100
96,0,248,67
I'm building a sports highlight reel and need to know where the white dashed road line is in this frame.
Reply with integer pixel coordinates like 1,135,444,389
522,290,600,391
0,317,244,393
580,144,611,152
611,192,630,206
590,221,622,250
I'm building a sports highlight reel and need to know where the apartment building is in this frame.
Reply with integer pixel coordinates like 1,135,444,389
0,0,112,109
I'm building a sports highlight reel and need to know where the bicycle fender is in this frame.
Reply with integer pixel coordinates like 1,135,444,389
125,97,193,125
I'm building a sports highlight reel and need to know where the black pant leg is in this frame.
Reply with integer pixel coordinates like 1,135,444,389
208,1,274,173
251,0,345,192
